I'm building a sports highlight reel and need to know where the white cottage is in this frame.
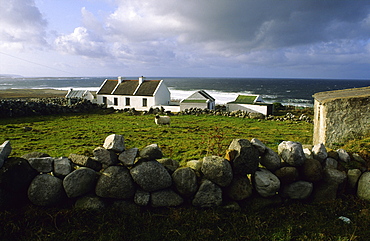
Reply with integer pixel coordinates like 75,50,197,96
227,94,273,115
96,76,170,111
180,90,215,111
65,89,95,102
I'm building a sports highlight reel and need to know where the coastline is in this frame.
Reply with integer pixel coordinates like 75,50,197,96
0,89,67,99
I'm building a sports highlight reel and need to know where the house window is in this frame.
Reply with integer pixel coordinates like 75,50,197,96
114,97,118,106
102,97,107,104
142,98,147,107
125,97,130,106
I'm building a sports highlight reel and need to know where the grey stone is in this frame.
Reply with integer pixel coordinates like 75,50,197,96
324,168,347,185
118,148,139,167
63,167,97,198
0,140,12,168
253,168,280,198
278,141,306,167
347,169,362,189
186,160,202,172
312,143,328,162
201,156,233,187
134,189,150,206
103,134,125,152
21,152,50,160
250,138,266,154
172,167,198,197
95,166,135,199
192,179,222,208
301,158,323,182
225,139,259,175
53,157,72,178
225,175,253,201
260,147,281,171
150,189,184,207
139,144,163,160
303,148,313,159
274,167,299,184
357,172,370,202
74,195,106,210
283,181,313,199
28,157,54,173
93,147,118,167
337,149,350,163
68,153,102,171
130,160,172,192
157,158,180,173
323,157,338,169
28,174,64,206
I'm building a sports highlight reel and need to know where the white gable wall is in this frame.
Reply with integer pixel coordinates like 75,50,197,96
153,81,171,106
228,103,268,115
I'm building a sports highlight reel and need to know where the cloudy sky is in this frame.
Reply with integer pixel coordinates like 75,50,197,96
1,0,370,78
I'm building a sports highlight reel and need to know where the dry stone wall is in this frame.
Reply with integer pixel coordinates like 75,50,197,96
0,134,369,211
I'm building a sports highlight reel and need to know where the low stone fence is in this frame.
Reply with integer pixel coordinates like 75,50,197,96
0,135,369,211
0,98,105,117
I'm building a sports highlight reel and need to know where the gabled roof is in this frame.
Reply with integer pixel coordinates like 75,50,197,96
181,90,215,103
65,89,91,98
135,80,161,96
97,80,118,95
227,95,258,104
97,78,162,96
112,81,139,95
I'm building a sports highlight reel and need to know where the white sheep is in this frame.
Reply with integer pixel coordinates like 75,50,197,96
155,115,171,126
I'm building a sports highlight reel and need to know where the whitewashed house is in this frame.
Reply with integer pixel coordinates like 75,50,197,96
180,90,215,111
227,95,273,115
96,76,171,111
65,89,96,103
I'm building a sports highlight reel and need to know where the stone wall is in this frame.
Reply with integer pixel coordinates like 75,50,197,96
0,135,369,211
313,86,370,148
0,98,105,117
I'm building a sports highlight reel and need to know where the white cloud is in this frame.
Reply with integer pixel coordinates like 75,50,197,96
55,27,109,58
0,0,47,49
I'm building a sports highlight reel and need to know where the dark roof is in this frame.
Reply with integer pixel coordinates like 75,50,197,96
182,90,215,103
112,81,139,95
135,80,161,96
66,90,87,98
97,80,118,94
97,79,161,96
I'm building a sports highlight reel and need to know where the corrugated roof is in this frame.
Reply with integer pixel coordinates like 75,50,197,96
65,90,87,98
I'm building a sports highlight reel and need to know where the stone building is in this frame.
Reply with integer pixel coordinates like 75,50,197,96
312,86,370,148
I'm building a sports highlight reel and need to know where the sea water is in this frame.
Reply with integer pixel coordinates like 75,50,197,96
0,76,369,107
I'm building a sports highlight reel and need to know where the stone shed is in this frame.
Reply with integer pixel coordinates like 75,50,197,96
312,86,370,148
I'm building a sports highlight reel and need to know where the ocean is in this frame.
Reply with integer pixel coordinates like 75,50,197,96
0,76,369,107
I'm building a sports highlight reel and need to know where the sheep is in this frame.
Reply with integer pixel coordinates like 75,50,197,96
155,115,171,126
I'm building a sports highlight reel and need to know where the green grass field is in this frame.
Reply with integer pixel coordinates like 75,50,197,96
1,112,369,241
0,112,313,163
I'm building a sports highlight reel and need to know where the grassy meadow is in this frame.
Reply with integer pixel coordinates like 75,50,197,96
0,111,313,164
1,111,370,240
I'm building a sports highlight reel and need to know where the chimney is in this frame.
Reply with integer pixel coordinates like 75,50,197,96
118,76,122,84
139,76,144,84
